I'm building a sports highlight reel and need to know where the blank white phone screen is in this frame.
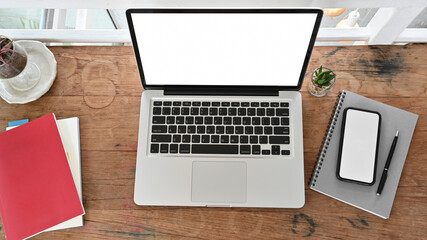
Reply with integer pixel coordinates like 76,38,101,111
339,109,380,183
131,13,318,86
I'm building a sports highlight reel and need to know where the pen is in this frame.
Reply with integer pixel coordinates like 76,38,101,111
376,130,399,196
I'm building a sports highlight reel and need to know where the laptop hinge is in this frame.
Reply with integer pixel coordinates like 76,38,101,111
164,88,279,96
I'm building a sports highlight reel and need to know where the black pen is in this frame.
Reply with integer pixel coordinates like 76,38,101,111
376,131,399,196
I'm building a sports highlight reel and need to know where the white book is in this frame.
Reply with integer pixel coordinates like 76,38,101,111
6,117,84,230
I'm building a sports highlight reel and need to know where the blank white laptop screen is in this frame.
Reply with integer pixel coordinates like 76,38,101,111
130,13,318,86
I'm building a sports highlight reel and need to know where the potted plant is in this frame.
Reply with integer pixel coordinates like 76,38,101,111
308,66,337,97
0,36,27,79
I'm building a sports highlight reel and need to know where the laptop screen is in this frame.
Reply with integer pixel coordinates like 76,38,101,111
127,9,322,89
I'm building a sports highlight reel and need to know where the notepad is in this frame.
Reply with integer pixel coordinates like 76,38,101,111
337,108,381,185
309,90,418,219
0,113,84,240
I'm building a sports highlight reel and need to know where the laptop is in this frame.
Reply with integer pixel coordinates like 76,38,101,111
126,9,323,208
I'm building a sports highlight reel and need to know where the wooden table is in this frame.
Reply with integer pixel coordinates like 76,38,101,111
0,44,426,239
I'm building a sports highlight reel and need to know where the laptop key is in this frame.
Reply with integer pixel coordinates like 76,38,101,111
192,135,201,143
243,117,251,125
281,150,290,155
173,135,181,143
219,108,227,116
204,117,213,124
261,102,269,107
167,116,175,124
235,126,244,134
179,144,190,153
238,108,246,116
269,136,290,144
191,108,199,115
240,136,248,144
266,108,275,116
274,127,289,135
181,107,190,115
233,117,242,125
192,101,201,106
200,108,209,115
250,136,258,144
256,126,264,135
163,101,172,106
152,125,167,133
221,135,229,143
259,136,268,144
160,144,168,153
226,126,234,134
168,125,177,133
186,116,194,124
257,108,265,116
276,108,289,116
178,126,186,133
228,108,237,116
212,102,220,106
202,102,210,106
240,145,251,154
214,117,222,125
170,144,178,153
216,126,224,134
183,101,191,106
152,116,165,124
281,117,289,125
271,102,279,107
211,135,220,143
195,117,204,124
248,108,256,116
153,101,162,106
151,135,171,142
230,135,239,143
272,145,280,155
173,101,181,106
262,150,270,155
192,144,238,154
231,102,240,107
176,116,184,124
264,126,273,135
252,145,261,155
153,107,162,115
224,117,232,125
162,107,171,115
280,102,289,107
188,126,196,134
210,108,218,115
150,144,159,153
206,126,214,134
197,126,205,134
245,126,253,134
241,102,249,107
221,102,230,107
172,107,180,115
182,135,190,143
271,118,279,125
262,117,270,125
201,135,210,143
252,117,260,125
251,102,259,107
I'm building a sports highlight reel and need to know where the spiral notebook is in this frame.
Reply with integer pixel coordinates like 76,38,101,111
309,90,418,219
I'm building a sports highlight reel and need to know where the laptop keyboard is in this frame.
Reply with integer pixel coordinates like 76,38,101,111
149,100,291,156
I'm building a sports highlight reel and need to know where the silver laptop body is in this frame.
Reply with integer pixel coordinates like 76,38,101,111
127,9,323,208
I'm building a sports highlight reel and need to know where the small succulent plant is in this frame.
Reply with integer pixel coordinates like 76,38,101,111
313,66,336,87
0,37,14,65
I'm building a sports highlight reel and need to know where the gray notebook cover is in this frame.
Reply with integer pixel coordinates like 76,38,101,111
309,90,418,219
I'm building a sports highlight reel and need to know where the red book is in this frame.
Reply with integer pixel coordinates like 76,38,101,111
0,113,84,240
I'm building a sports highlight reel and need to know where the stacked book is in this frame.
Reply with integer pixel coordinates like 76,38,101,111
0,113,84,240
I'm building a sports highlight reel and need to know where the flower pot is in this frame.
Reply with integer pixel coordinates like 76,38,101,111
307,67,336,97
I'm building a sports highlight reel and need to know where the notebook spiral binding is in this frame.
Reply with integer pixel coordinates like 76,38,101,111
309,90,347,187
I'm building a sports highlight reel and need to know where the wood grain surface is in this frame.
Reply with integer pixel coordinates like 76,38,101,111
0,44,426,240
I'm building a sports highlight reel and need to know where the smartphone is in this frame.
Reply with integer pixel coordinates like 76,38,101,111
336,107,381,185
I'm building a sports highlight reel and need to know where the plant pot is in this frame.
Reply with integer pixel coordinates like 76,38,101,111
307,67,336,97
0,36,41,91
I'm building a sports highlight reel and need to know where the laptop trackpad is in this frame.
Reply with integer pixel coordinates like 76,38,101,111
192,161,247,203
